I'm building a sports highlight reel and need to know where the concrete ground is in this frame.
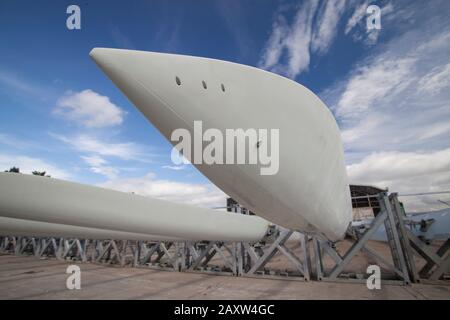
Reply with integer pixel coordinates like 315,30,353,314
0,254,449,299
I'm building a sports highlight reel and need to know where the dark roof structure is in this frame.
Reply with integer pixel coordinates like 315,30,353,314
350,184,386,215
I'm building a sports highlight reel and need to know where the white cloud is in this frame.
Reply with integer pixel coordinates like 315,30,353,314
259,0,351,78
258,15,288,71
54,89,125,128
0,133,30,149
379,2,394,17
312,0,347,55
336,56,416,119
418,63,450,95
319,3,450,213
0,70,50,99
0,154,70,179
323,25,450,155
345,1,396,46
51,133,151,162
340,114,384,145
345,1,369,34
364,3,395,45
347,149,450,184
417,122,450,141
81,155,107,167
282,1,319,78
347,149,450,212
259,1,319,78
100,172,227,208
162,165,186,171
80,155,119,179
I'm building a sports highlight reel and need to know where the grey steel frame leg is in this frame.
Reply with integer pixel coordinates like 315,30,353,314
327,210,387,280
315,194,411,284
380,194,411,284
313,237,324,281
0,236,5,252
300,234,311,281
390,194,419,282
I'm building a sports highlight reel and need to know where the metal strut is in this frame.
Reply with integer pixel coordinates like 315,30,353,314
313,193,412,284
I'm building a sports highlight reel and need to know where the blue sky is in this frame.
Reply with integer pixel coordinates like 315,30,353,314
1,0,450,211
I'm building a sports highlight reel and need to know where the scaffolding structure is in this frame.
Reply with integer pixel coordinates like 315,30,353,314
1,193,449,285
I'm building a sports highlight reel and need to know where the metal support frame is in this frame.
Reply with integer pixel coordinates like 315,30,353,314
136,241,182,271
1,192,448,284
184,242,238,275
91,240,141,267
37,238,60,258
313,193,412,284
59,238,88,262
239,228,311,281
313,193,449,284
384,193,450,282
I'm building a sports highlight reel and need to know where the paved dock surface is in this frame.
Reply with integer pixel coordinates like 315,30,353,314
0,254,449,299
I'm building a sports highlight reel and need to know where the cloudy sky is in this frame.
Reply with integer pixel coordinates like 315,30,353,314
1,0,449,212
